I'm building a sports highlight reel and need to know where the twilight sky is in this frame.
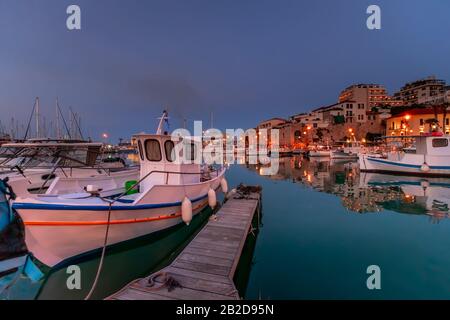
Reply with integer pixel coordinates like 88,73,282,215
0,0,449,141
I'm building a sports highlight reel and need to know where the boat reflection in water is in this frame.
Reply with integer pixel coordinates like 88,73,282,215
246,155,450,220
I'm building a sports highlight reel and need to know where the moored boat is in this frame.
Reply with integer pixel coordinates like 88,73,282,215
308,145,331,157
331,140,362,160
359,133,450,177
12,112,227,267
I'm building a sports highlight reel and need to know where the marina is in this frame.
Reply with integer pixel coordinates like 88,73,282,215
2,1,450,307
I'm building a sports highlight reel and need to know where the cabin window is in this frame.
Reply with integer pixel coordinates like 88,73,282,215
184,142,197,162
137,140,144,161
145,139,162,161
164,140,175,162
432,138,449,148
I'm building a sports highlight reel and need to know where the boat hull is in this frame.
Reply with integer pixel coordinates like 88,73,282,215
331,151,358,160
359,154,450,177
16,197,210,267
308,151,331,157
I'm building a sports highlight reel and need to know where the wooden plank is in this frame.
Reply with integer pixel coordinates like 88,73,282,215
177,252,233,268
204,225,246,236
186,242,238,255
165,266,231,284
113,288,177,300
172,260,231,277
190,237,241,250
131,282,237,300
182,245,236,260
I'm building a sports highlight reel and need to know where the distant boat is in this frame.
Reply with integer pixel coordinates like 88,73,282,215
268,146,292,157
308,145,331,157
331,139,362,160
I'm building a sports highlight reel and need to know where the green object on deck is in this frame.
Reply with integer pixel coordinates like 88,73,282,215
125,180,139,195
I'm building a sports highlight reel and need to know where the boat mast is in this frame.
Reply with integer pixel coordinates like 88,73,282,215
156,110,169,135
36,97,40,138
56,98,60,139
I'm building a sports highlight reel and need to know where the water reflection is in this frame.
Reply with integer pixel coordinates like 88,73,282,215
246,156,450,221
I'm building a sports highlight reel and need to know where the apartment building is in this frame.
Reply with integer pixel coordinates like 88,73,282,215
257,117,287,130
339,83,403,110
394,76,447,105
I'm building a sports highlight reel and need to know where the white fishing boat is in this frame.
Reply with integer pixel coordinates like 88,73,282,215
331,139,362,160
12,112,227,267
359,132,450,177
308,145,331,157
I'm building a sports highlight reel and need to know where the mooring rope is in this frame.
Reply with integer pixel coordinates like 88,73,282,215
84,198,112,300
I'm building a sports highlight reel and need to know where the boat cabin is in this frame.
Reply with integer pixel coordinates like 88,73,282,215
133,134,202,191
415,135,450,156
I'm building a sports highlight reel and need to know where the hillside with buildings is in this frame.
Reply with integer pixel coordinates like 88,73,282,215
256,76,450,148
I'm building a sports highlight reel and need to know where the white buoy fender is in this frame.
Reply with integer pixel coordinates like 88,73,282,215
420,163,430,172
220,178,228,193
181,197,192,225
208,188,217,209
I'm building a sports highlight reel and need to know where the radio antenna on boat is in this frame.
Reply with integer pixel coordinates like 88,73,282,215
156,110,169,135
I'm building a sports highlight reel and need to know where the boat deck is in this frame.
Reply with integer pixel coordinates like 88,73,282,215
106,186,261,300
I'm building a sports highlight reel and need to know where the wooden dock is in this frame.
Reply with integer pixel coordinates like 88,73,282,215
106,186,261,300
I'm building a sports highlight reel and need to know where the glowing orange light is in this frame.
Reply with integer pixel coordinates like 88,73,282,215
404,115,411,120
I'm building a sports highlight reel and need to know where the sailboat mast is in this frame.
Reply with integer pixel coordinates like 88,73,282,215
36,97,40,138
56,98,60,139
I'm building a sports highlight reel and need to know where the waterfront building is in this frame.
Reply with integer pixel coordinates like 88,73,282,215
257,118,288,130
339,83,403,110
394,76,447,105
386,106,450,136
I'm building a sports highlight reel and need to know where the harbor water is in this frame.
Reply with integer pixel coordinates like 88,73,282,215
3,156,450,299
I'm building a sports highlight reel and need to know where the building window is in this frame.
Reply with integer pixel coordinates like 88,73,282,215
446,119,449,126
313,123,318,128
420,119,424,126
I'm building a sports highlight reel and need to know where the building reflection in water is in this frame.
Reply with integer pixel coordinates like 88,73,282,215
244,155,450,222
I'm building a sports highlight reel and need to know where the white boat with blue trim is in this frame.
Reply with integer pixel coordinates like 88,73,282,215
12,112,227,267
359,133,450,177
